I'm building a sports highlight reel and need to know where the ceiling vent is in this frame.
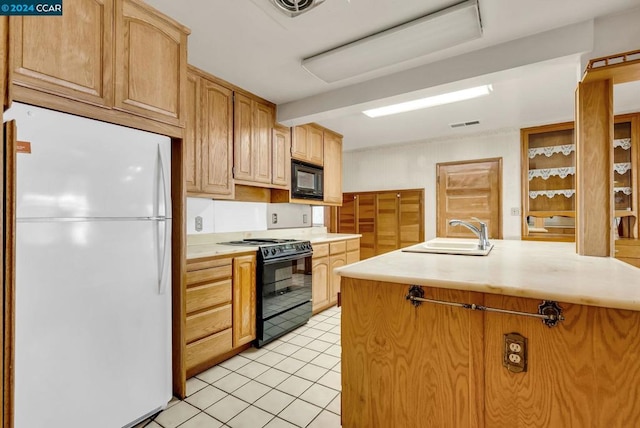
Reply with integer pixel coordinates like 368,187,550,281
450,120,480,129
270,0,326,17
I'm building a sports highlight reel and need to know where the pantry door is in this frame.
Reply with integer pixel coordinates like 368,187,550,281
437,158,502,239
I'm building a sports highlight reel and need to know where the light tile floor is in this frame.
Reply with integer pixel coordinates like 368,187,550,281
135,306,342,428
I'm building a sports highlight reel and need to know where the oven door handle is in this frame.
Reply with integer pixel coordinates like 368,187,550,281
261,251,313,265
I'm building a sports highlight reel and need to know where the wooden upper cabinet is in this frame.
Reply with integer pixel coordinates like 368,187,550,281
11,0,113,107
272,124,291,188
114,0,188,126
323,130,343,205
200,80,234,197
233,93,275,186
232,255,256,347
185,73,199,193
0,17,10,110
292,124,324,166
185,66,234,199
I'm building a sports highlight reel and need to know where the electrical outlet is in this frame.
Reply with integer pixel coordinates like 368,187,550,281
272,213,278,224
195,216,203,232
510,207,521,216
503,332,527,373
303,214,308,224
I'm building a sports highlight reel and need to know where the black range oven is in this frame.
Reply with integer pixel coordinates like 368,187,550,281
218,238,313,347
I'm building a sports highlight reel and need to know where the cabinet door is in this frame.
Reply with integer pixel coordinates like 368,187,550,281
272,124,291,188
233,92,253,182
115,0,187,126
329,254,345,305
184,72,200,193
376,192,399,254
338,193,357,233
312,256,330,313
11,0,113,107
308,125,324,166
291,126,309,162
323,131,342,205
252,100,274,184
399,190,424,248
358,194,377,259
232,255,256,347
201,80,234,197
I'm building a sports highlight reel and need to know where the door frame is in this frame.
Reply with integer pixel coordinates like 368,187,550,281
436,157,503,239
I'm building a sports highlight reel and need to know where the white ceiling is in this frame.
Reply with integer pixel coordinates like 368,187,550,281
145,0,640,150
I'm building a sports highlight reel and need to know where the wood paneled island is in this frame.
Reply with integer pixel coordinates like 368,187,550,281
336,239,640,427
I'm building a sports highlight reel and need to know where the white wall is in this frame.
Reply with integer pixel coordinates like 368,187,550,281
343,128,522,240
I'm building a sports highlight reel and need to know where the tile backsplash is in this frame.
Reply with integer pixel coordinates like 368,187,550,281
186,198,312,235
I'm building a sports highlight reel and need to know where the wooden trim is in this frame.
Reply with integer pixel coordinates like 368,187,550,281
125,0,191,34
12,85,184,138
3,121,16,428
436,157,503,239
583,49,640,85
576,80,614,256
171,136,187,399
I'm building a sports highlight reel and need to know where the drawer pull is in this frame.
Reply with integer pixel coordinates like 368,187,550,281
405,285,565,328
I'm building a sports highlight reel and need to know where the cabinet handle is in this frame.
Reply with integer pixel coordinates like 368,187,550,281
405,285,564,328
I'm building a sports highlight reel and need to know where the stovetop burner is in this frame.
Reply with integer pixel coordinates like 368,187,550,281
218,238,312,261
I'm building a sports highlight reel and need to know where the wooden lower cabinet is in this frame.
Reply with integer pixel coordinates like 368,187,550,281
312,239,359,313
233,255,256,347
178,252,256,397
615,239,640,267
342,277,640,427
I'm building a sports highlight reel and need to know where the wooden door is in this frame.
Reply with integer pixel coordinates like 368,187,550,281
308,125,324,166
233,92,253,182
338,193,357,233
399,190,424,248
323,131,342,205
437,158,502,239
272,124,290,188
184,72,200,193
3,121,16,428
252,100,273,185
329,254,345,305
115,0,188,126
376,192,399,255
358,194,377,259
312,256,330,313
232,255,256,347
11,0,113,107
201,80,234,197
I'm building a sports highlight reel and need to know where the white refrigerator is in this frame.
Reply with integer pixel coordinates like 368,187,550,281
6,103,173,428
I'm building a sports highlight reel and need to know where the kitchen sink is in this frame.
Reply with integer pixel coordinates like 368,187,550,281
401,239,494,256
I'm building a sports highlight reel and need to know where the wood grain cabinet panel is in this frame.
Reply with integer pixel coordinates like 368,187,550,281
272,124,291,188
233,92,253,182
0,16,9,110
323,131,343,205
114,0,188,126
186,279,232,314
312,256,330,314
11,0,113,107
232,255,256,347
185,305,232,344
329,254,345,305
253,101,274,185
292,124,324,166
184,72,199,193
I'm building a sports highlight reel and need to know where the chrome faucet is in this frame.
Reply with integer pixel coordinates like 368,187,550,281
449,218,491,250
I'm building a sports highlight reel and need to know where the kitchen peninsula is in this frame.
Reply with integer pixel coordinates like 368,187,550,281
336,239,640,427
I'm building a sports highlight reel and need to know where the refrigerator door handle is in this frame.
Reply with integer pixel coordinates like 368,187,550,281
157,144,171,218
158,219,170,294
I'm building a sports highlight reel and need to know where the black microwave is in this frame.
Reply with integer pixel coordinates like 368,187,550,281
291,160,324,200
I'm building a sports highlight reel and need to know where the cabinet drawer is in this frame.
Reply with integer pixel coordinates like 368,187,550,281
185,328,233,371
330,240,346,255
186,264,232,286
187,257,232,272
186,305,232,344
615,240,640,259
186,279,232,314
346,250,360,265
346,239,360,252
313,243,329,258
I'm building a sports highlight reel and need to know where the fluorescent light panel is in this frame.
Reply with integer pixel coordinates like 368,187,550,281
302,0,482,83
363,84,492,118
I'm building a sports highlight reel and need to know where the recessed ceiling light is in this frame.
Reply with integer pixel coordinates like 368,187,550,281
363,84,493,118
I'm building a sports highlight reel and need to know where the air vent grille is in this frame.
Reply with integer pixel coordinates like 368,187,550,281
450,120,480,128
271,0,325,17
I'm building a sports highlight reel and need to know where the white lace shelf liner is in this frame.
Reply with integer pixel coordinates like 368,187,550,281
614,162,632,175
615,187,632,195
528,167,575,180
529,189,575,199
614,139,631,150
528,139,630,159
528,144,574,159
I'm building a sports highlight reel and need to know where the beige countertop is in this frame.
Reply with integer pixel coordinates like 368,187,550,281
186,230,361,260
336,238,640,311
